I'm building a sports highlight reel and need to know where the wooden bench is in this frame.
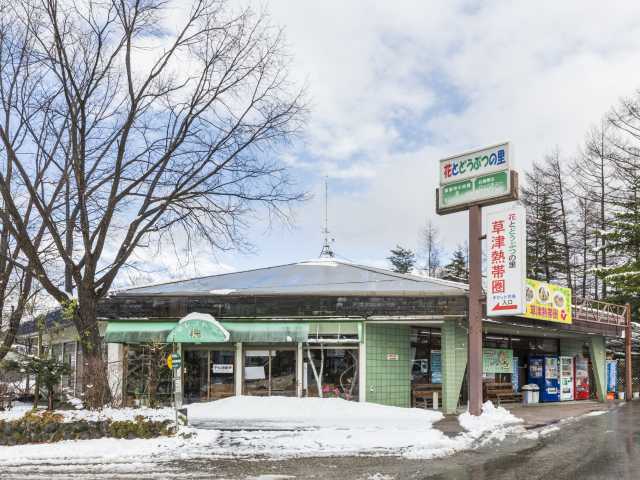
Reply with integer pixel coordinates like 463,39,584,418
484,382,522,405
412,383,442,409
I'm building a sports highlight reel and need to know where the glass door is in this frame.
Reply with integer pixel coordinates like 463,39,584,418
184,350,209,403
209,350,235,400
184,349,235,403
270,350,296,396
244,348,296,396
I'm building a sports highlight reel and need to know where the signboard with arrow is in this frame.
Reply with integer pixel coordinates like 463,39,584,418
486,203,526,317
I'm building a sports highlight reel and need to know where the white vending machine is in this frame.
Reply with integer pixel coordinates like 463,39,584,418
559,356,575,401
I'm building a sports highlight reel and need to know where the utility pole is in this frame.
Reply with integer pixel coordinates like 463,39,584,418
467,205,483,415
625,303,632,401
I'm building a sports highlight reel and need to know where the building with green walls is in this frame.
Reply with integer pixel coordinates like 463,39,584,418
20,258,627,413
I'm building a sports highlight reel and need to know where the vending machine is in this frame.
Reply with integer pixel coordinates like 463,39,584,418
574,356,590,400
528,355,560,402
559,356,574,401
528,356,545,395
543,356,560,402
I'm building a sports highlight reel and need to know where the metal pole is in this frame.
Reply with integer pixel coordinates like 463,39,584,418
468,204,483,416
625,303,632,401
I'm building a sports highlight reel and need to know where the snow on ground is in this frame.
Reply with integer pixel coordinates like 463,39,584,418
187,395,444,428
458,401,524,440
188,396,460,459
0,427,220,466
0,402,174,423
0,397,526,468
60,405,174,423
0,401,33,421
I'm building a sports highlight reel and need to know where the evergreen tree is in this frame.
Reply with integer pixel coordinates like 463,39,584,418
595,191,640,298
521,164,564,282
442,244,468,282
388,245,416,274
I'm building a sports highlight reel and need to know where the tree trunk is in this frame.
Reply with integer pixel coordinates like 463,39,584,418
75,295,111,408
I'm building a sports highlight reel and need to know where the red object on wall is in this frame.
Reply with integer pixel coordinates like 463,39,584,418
574,356,590,400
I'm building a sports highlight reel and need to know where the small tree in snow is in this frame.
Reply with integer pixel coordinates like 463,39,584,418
388,245,416,274
3,355,71,410
443,244,469,282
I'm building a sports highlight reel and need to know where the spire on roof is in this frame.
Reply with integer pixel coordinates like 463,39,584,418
319,176,335,258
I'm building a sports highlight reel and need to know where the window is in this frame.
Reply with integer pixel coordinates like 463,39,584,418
244,348,296,397
411,328,441,385
304,346,359,400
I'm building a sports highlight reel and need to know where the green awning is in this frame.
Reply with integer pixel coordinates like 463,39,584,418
307,322,360,336
221,322,309,343
104,319,357,344
104,321,177,344
167,315,230,344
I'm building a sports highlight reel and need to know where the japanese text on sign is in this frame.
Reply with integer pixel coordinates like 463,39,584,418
522,279,572,324
486,204,526,316
439,143,510,186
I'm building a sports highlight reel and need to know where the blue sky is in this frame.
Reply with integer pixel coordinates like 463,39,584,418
120,1,640,286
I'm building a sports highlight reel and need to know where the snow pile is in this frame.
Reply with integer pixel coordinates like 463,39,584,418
0,401,33,421
59,406,174,423
188,396,459,459
0,403,173,424
458,401,524,441
187,395,443,428
0,428,219,467
62,390,84,410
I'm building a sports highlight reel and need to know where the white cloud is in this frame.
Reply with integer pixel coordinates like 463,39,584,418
116,1,640,279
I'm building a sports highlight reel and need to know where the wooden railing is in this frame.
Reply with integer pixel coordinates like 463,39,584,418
572,297,628,327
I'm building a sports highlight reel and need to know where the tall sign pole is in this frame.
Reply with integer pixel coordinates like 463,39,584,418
467,205,483,416
436,142,520,416
625,303,632,402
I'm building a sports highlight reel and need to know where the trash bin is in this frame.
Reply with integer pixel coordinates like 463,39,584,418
522,384,540,405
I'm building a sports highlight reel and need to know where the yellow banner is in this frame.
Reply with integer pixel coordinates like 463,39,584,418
522,279,572,324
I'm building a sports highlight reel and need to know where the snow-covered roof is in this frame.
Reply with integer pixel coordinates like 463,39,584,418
113,258,468,298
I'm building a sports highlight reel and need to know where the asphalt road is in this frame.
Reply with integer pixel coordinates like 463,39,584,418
5,402,639,479
183,401,640,480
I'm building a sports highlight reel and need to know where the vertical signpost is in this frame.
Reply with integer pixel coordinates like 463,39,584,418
168,349,183,429
625,303,632,402
436,142,519,416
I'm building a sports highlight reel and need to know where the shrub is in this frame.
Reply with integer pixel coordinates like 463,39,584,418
0,411,175,445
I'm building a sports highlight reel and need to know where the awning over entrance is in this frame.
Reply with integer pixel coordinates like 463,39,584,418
104,317,362,344
167,313,230,344
104,320,177,344
222,322,309,343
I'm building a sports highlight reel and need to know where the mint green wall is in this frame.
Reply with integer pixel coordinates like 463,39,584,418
560,338,586,357
588,336,606,402
365,324,411,407
441,321,468,414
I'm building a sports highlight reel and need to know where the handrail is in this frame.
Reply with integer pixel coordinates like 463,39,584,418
572,297,628,327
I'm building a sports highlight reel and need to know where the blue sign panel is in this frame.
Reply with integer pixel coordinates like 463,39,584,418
607,360,617,393
431,350,442,384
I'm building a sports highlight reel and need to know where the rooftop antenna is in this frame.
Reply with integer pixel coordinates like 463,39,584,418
319,176,335,258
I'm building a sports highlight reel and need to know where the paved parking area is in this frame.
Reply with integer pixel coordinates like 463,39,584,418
434,399,619,435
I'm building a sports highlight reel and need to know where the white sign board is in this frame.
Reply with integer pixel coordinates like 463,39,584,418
212,364,233,374
439,142,510,186
486,203,526,316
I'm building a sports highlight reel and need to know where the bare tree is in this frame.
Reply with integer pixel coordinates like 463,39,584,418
0,0,306,407
574,123,619,299
420,220,441,277
540,150,573,289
